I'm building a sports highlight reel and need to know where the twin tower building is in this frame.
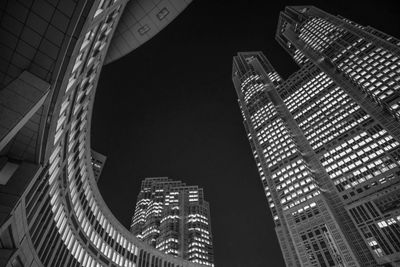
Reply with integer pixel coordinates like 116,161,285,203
1,1,400,267
232,5,400,267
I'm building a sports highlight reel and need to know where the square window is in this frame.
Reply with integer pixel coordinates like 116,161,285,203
157,8,169,20
138,24,150,35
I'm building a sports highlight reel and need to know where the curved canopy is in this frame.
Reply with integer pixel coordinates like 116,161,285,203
105,0,192,64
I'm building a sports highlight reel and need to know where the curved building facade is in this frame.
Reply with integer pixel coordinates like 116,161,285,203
0,1,200,267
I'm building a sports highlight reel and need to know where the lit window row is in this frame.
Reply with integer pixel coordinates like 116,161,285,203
293,49,309,65
337,45,400,111
320,128,399,192
284,72,331,113
243,81,264,104
160,215,180,224
250,101,277,130
295,85,365,149
299,17,344,54
257,118,297,167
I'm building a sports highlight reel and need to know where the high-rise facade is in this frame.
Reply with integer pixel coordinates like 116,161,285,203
131,177,214,267
0,1,204,267
232,6,400,267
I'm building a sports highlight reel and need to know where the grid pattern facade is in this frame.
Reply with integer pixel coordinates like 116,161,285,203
293,11,400,121
0,1,200,267
233,52,371,267
131,178,214,267
232,5,400,267
275,6,400,265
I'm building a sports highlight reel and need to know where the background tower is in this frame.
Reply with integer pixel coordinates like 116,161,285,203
131,177,214,266
91,149,107,182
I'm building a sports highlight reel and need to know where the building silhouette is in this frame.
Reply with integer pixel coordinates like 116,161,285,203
91,149,107,182
232,6,400,267
0,1,204,267
131,177,214,266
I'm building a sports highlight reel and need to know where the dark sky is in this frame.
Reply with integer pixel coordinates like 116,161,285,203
92,1,400,266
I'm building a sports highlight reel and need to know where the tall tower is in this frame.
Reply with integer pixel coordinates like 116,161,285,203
232,6,400,267
131,177,214,266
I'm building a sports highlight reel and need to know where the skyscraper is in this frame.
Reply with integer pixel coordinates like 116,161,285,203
232,6,400,267
131,177,214,267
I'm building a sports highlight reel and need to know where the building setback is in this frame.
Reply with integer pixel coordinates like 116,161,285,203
232,6,400,267
131,177,214,267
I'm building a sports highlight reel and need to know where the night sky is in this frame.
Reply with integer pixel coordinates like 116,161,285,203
91,1,400,266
